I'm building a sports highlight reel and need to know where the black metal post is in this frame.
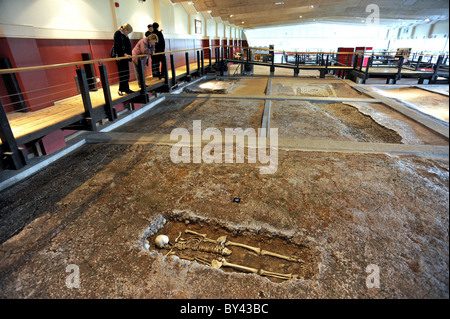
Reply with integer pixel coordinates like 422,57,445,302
352,54,358,69
415,55,423,71
0,58,28,113
163,54,169,87
197,51,201,75
98,63,116,121
185,52,191,81
270,49,275,75
137,59,149,103
0,100,25,170
76,67,96,131
209,48,212,66
81,53,98,91
431,55,444,84
396,56,405,83
201,50,205,75
170,54,176,88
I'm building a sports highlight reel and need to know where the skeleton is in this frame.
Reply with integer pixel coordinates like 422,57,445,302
153,228,303,281
185,230,304,263
156,231,232,256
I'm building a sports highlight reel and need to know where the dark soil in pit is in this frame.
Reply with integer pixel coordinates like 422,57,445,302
119,98,265,134
146,217,317,283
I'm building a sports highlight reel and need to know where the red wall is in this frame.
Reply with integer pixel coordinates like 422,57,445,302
1,36,230,114
0,35,237,157
1,37,54,112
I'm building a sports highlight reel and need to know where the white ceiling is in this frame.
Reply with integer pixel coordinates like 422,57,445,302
171,0,449,29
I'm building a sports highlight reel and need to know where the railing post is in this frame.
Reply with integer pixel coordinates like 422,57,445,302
201,50,205,75
81,53,98,91
209,48,212,66
415,55,423,71
431,55,444,84
0,100,26,170
396,56,404,83
137,59,149,103
0,58,28,113
220,52,224,76
170,54,176,88
98,63,116,121
185,52,191,81
163,54,169,88
197,50,201,75
270,49,275,75
76,67,97,131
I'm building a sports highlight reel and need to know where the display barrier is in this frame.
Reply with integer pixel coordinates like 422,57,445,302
0,44,229,170
0,43,448,171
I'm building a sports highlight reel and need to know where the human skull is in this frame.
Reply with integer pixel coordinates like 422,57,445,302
155,235,170,248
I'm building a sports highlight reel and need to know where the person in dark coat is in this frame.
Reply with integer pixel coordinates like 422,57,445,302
113,24,134,95
150,22,166,79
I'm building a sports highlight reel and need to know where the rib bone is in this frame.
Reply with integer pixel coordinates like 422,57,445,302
185,230,220,244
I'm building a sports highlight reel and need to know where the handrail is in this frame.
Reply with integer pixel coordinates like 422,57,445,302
1,43,446,76
240,46,447,58
0,45,225,75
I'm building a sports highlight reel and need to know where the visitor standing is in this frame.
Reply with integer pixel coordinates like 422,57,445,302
113,24,134,96
150,23,166,79
132,33,158,87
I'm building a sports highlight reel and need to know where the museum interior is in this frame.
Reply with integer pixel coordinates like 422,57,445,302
0,0,449,302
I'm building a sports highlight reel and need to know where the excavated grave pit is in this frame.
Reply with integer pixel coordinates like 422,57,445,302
270,80,367,98
143,213,318,283
183,79,236,94
370,87,450,123
271,101,404,143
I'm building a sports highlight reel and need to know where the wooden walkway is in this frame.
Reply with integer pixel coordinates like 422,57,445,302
4,62,200,145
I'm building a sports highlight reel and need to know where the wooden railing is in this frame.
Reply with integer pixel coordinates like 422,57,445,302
0,44,240,170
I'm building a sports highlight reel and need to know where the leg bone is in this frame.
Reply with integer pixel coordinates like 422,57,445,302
259,269,298,280
225,241,261,254
261,250,304,263
221,258,259,274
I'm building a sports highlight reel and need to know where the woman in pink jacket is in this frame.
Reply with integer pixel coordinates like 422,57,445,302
132,33,158,87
